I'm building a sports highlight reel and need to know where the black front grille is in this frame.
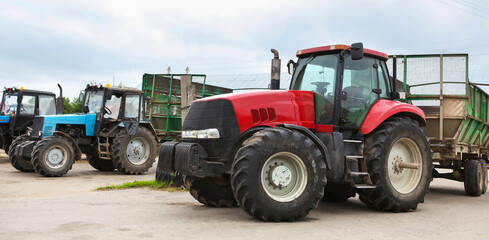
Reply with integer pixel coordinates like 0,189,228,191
31,116,45,137
183,99,240,162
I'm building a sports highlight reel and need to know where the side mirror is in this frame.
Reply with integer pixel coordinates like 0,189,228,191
78,90,85,102
351,42,364,60
287,59,296,75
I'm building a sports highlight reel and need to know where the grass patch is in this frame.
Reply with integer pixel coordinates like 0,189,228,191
96,180,185,192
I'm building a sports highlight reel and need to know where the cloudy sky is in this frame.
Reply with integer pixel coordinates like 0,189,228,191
2,0,489,98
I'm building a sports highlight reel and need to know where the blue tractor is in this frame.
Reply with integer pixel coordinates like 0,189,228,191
1,86,62,172
11,84,158,177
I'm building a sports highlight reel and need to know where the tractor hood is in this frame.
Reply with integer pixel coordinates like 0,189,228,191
0,115,9,124
31,114,97,138
192,90,315,132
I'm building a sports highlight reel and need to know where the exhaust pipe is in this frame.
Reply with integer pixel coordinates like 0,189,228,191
270,49,281,90
56,84,64,114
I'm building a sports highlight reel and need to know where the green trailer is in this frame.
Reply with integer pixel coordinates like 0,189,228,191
141,74,233,142
391,54,488,196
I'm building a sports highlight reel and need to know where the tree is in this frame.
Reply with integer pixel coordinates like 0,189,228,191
62,97,83,114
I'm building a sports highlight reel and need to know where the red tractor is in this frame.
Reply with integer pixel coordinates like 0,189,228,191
159,43,432,221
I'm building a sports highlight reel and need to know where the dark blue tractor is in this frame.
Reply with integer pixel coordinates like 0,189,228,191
1,86,62,172
10,84,158,177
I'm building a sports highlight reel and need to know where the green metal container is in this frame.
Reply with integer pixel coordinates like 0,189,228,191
391,54,489,163
141,74,233,142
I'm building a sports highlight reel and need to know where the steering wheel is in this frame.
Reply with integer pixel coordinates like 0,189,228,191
104,106,112,115
20,106,26,113
311,82,330,96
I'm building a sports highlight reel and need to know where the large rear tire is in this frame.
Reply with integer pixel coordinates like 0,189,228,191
231,128,327,222
111,127,157,175
185,175,237,207
87,153,115,171
8,135,35,172
31,135,75,177
464,159,484,196
357,117,432,212
155,166,184,187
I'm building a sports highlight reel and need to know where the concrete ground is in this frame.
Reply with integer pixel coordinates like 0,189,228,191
0,149,488,240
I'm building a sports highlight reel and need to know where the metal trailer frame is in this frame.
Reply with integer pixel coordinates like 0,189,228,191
392,54,489,174
141,74,232,142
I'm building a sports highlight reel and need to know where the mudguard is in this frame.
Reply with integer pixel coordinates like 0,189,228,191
359,99,426,135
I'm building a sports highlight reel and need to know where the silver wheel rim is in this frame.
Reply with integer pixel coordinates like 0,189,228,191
387,138,423,194
45,145,68,169
260,152,308,202
478,164,484,191
126,137,149,165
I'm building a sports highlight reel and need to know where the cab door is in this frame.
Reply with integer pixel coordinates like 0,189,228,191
12,93,37,133
122,94,142,135
340,56,390,129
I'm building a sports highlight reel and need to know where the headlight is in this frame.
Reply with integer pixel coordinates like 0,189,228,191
182,128,220,139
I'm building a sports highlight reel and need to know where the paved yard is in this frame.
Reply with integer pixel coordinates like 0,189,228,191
0,151,488,240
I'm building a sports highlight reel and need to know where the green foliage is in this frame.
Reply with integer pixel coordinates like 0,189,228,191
96,180,184,191
62,97,83,114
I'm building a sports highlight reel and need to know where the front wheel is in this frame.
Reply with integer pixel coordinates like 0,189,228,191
155,166,184,187
358,117,432,212
231,128,327,222
8,135,35,172
111,127,157,175
31,135,75,177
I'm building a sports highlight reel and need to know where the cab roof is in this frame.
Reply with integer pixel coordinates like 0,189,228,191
85,84,143,94
3,87,55,96
296,44,389,60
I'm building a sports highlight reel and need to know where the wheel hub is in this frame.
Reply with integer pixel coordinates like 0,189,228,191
392,156,404,174
47,148,63,165
268,165,292,189
126,139,149,165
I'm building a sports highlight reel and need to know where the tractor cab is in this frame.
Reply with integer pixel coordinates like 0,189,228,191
0,87,59,153
79,84,146,136
288,44,394,136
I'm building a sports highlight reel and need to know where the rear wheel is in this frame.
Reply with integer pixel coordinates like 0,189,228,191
155,166,184,187
231,128,327,222
464,159,484,196
185,176,236,207
111,127,157,175
31,135,75,177
357,117,432,212
480,160,488,194
8,135,35,172
87,153,115,171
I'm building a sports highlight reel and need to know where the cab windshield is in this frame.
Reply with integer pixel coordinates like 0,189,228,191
84,91,104,114
1,92,18,115
291,54,338,97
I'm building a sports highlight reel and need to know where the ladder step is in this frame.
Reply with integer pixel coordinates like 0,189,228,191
350,171,369,177
346,155,363,159
353,184,376,189
344,139,362,143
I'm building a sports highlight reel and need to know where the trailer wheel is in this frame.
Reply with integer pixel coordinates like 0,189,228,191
87,153,115,171
322,182,356,202
464,159,484,196
8,135,34,172
155,166,184,187
185,175,236,207
480,160,488,194
111,127,156,175
231,128,327,222
31,135,75,177
357,117,432,212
